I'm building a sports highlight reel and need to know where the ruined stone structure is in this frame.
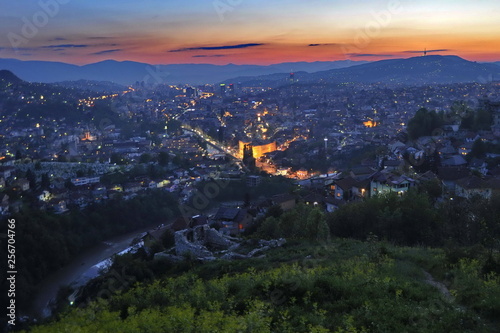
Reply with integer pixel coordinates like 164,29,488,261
171,225,286,260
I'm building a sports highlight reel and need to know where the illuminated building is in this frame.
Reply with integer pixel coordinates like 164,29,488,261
163,135,200,153
297,168,308,179
81,130,96,141
363,120,379,128
238,140,277,159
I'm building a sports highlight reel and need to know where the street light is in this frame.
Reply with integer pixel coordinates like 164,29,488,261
324,137,329,160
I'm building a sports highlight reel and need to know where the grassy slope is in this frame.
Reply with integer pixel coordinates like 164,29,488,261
25,239,499,333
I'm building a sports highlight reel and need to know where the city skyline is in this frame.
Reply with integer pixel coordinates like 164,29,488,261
1,0,499,65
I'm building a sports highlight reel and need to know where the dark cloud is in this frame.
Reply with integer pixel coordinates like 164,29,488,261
403,49,450,54
88,37,114,40
346,53,394,57
308,43,340,47
91,49,122,55
43,44,89,48
51,37,67,41
192,54,226,58
170,43,263,52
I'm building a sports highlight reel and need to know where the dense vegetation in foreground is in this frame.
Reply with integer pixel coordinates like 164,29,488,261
24,239,499,332
19,190,500,332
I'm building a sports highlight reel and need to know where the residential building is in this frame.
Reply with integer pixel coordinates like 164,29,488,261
370,170,415,196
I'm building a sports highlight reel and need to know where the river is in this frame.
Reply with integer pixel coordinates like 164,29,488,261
29,224,168,319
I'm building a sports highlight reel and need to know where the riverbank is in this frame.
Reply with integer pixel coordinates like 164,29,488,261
29,223,169,319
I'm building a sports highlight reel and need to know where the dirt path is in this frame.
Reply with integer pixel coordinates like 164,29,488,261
422,270,454,302
422,270,467,314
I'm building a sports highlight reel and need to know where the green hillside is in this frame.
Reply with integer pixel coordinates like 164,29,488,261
25,238,499,333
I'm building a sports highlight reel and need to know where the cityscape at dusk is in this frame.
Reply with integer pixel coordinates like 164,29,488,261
1,0,500,65
1,1,500,332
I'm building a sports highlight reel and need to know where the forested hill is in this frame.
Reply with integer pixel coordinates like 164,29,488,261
22,190,500,332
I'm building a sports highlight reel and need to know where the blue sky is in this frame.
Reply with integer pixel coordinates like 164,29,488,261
1,0,499,64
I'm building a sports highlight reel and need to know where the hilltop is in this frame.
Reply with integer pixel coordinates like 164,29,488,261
0,69,23,86
226,55,500,86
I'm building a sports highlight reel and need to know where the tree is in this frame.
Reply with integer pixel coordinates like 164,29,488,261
148,164,162,178
469,139,486,159
419,179,442,202
407,108,443,140
26,169,36,189
158,151,170,166
166,119,182,136
139,153,152,164
473,109,492,131
110,153,122,165
244,192,251,208
57,154,68,162
41,173,51,189
160,229,175,249
305,208,327,241
258,216,281,239
64,178,75,190
266,205,284,219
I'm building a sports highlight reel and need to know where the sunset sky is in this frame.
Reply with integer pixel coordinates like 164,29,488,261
1,0,499,65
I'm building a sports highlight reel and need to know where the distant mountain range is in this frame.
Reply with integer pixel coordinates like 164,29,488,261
224,56,500,86
1,56,499,87
0,58,366,85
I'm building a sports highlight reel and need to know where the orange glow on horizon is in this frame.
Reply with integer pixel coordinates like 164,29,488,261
11,38,500,66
